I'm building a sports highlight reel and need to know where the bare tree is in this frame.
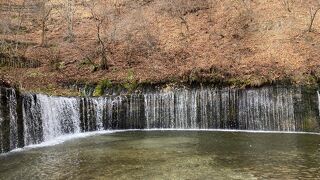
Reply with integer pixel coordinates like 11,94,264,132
0,0,32,57
165,0,191,34
161,0,209,38
13,0,27,33
109,0,124,43
63,0,76,41
84,1,112,70
308,1,320,32
36,0,53,46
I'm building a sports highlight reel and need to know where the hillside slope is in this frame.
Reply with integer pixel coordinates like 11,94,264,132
0,0,320,94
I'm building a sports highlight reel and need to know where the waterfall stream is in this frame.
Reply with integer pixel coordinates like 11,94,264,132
0,86,319,154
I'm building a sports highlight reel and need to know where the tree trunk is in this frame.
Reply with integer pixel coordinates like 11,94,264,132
41,20,46,46
100,47,108,70
65,0,74,41
97,23,108,70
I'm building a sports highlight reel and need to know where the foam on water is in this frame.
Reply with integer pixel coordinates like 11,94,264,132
1,128,320,156
0,130,130,156
2,128,320,156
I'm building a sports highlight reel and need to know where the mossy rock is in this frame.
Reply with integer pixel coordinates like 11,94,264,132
122,70,138,93
93,79,112,96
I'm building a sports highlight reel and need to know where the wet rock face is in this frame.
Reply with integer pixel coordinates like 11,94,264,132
0,87,23,153
0,86,319,154
0,80,10,88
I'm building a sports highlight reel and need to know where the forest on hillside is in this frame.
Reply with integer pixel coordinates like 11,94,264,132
1,0,320,94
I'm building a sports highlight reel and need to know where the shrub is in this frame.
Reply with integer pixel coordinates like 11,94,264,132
93,79,112,96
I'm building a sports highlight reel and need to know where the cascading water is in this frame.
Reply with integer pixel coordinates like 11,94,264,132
0,87,19,152
0,86,319,154
7,89,18,150
37,95,81,141
144,87,301,131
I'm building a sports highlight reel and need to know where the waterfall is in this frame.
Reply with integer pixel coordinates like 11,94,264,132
0,87,20,153
79,96,128,131
37,95,81,141
0,86,319,154
7,89,18,150
143,87,298,131
237,87,296,131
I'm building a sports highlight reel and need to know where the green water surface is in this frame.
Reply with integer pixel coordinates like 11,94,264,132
0,131,320,179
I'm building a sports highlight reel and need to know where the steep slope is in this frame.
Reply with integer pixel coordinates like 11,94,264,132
0,0,320,94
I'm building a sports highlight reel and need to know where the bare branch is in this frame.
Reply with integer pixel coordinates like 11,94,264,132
308,5,320,32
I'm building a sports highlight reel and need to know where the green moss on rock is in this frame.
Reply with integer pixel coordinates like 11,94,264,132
93,79,112,96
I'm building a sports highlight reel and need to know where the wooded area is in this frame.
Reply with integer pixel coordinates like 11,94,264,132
0,0,320,94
